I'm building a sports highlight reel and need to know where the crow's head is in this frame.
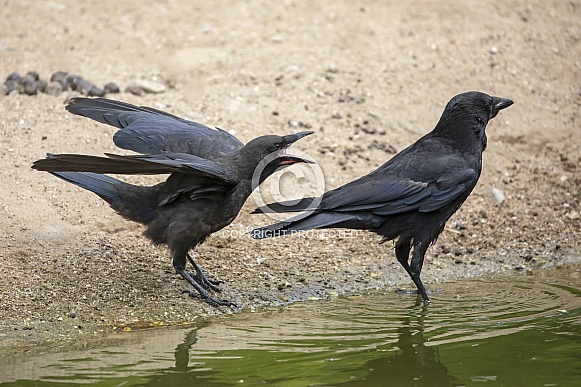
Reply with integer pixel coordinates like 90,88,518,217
436,91,513,150
237,130,314,181
445,91,513,123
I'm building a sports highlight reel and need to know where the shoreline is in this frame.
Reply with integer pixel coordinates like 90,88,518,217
1,247,577,352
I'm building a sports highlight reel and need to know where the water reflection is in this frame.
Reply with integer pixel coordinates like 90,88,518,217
143,301,456,386
338,308,454,386
172,329,198,371
0,266,579,386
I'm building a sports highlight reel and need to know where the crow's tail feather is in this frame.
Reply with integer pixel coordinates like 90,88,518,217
49,171,123,205
48,171,155,223
250,212,359,239
251,197,317,214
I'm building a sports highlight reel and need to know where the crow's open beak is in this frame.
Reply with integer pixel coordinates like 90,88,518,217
282,130,314,145
492,97,513,117
276,130,315,166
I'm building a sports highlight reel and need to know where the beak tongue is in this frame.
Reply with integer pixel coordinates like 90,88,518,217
277,153,316,166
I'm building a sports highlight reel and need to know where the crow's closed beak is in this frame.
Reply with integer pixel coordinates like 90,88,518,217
492,97,514,117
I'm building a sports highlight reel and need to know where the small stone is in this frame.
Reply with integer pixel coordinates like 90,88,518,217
65,75,82,91
50,71,69,88
4,80,18,94
66,76,104,96
129,79,166,94
327,63,338,73
36,80,48,93
104,82,120,94
87,86,105,97
23,81,37,95
6,72,20,82
125,84,143,96
26,71,40,81
45,81,63,96
491,187,505,205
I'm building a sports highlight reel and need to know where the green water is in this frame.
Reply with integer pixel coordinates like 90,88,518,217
1,266,580,386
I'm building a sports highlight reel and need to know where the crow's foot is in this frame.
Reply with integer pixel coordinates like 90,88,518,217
177,267,235,308
395,287,442,304
182,289,237,308
187,254,222,292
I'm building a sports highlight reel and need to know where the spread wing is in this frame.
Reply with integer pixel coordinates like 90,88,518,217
65,98,244,158
32,153,239,186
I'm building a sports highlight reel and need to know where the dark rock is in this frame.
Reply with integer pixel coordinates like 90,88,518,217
104,82,120,94
45,81,63,96
6,72,21,82
65,75,82,91
4,80,18,94
36,80,48,93
51,71,69,88
125,84,143,96
87,86,105,97
23,81,38,95
26,71,40,81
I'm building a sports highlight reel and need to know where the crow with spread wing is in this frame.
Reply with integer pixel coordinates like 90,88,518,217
33,98,313,307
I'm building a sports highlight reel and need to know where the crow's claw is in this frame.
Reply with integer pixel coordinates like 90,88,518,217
187,254,223,291
182,290,237,308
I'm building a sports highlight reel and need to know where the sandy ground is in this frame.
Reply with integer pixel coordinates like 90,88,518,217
0,0,579,349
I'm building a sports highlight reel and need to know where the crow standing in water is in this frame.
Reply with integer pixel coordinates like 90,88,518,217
33,98,313,307
252,91,513,303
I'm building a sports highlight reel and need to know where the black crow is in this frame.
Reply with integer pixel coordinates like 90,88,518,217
33,97,313,307
252,91,513,303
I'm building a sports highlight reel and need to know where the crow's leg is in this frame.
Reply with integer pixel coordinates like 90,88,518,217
173,253,236,308
187,253,222,292
395,238,412,277
395,238,430,303
410,241,430,304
